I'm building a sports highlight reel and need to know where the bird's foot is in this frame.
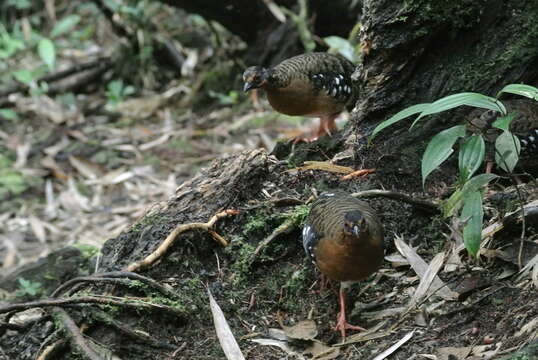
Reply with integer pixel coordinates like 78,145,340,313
310,274,333,294
333,312,366,340
292,132,319,144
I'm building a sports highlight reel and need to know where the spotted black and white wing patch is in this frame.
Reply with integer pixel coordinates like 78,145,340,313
310,72,352,101
520,128,538,156
302,223,319,265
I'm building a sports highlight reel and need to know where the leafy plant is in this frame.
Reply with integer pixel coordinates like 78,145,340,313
370,84,538,256
16,278,42,297
0,153,29,199
208,90,239,105
105,80,136,109
324,36,357,62
0,24,25,59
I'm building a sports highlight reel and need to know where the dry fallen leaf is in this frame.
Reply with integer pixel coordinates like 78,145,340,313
281,319,318,340
208,289,245,360
289,161,354,175
395,235,458,301
372,330,415,360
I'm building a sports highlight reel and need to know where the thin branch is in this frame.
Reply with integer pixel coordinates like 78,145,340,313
51,271,180,299
92,310,176,350
0,296,184,317
125,209,239,272
351,189,439,213
0,58,111,98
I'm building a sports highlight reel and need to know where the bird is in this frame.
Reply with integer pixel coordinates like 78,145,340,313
302,191,384,339
467,99,538,173
242,52,356,142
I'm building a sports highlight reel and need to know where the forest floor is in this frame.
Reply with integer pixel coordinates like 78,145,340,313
1,3,537,360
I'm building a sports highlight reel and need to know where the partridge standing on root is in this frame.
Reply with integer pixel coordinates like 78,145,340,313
467,99,538,173
302,192,384,339
243,52,356,142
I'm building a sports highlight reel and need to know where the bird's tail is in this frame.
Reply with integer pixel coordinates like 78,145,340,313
520,128,538,157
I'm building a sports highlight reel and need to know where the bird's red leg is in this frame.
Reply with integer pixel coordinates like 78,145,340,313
311,273,333,294
333,285,366,340
293,116,338,144
317,116,337,138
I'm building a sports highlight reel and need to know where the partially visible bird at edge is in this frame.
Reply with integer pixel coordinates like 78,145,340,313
243,52,357,143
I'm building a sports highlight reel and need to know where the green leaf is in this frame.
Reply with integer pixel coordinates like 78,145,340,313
460,191,483,257
497,84,538,100
51,15,81,38
492,113,515,131
0,170,28,195
411,93,506,128
38,38,56,69
442,173,497,217
495,131,521,172
0,108,19,120
458,135,485,181
11,69,34,84
421,125,466,186
370,103,430,140
324,36,356,61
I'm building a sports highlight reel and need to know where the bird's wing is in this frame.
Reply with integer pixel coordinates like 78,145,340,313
302,223,320,264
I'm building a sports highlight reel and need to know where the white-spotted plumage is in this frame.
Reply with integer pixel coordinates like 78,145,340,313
310,71,353,102
302,223,318,264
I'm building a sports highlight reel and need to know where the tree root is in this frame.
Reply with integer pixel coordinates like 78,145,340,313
125,209,240,272
92,310,176,350
352,189,439,214
0,295,184,317
53,307,102,360
51,271,181,299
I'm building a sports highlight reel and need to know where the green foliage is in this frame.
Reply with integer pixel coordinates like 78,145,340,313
51,15,81,38
495,131,521,172
37,38,56,69
208,90,239,105
460,191,483,257
458,135,485,182
421,125,466,186
73,244,100,259
371,83,538,256
16,278,42,297
3,0,31,10
0,153,30,199
0,24,25,59
105,80,136,109
324,36,357,62
0,108,18,120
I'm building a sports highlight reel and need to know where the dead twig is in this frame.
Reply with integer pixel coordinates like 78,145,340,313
340,168,376,180
0,295,184,317
125,209,239,272
352,189,439,214
53,307,102,360
252,219,296,260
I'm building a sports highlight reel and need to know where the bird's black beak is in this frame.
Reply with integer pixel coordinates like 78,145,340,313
243,82,255,92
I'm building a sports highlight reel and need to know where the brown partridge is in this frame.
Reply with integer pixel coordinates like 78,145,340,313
302,191,384,339
243,52,356,142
